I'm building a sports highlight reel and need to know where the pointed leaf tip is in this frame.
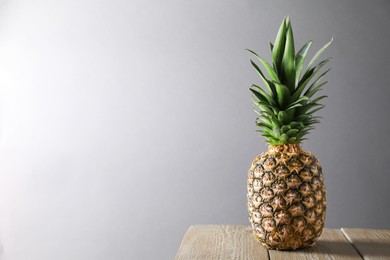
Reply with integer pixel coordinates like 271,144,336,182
307,38,333,70
272,18,288,73
281,23,296,91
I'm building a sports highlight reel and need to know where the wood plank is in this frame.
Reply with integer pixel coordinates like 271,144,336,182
175,225,269,260
342,228,390,260
269,229,362,260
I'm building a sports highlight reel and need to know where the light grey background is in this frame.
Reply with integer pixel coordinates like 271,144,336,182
0,0,389,259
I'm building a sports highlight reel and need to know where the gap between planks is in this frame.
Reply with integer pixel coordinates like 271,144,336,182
341,228,390,260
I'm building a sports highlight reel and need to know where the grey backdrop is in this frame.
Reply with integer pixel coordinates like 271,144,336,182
0,0,390,259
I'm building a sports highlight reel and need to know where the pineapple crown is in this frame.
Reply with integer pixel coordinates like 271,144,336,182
247,16,332,146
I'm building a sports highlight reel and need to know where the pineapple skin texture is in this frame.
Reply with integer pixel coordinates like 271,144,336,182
247,144,326,250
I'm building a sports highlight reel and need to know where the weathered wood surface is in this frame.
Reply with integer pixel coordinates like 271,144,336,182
342,228,390,260
175,225,269,260
176,226,390,260
269,228,362,260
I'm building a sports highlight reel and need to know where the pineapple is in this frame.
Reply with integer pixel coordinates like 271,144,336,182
246,17,331,250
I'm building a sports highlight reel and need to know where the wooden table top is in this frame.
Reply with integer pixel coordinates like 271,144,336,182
175,225,390,260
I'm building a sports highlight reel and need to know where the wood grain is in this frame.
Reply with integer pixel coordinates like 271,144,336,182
175,226,390,260
175,225,269,260
268,229,362,260
342,228,390,260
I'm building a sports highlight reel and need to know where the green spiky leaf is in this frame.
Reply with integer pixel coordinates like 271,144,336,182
250,85,277,106
295,41,312,85
247,49,280,82
291,58,331,102
304,81,328,98
281,23,295,91
307,38,333,70
272,17,287,73
247,17,332,145
273,82,290,107
249,59,277,96
281,125,291,133
286,129,299,137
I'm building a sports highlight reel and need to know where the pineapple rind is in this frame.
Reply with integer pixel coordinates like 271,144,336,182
247,144,326,250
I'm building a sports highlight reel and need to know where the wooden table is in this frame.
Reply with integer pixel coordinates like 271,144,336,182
175,225,390,260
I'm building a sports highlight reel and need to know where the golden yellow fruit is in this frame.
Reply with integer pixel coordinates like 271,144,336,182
247,144,326,250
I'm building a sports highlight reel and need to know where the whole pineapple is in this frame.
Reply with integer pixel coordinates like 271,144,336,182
246,17,331,250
